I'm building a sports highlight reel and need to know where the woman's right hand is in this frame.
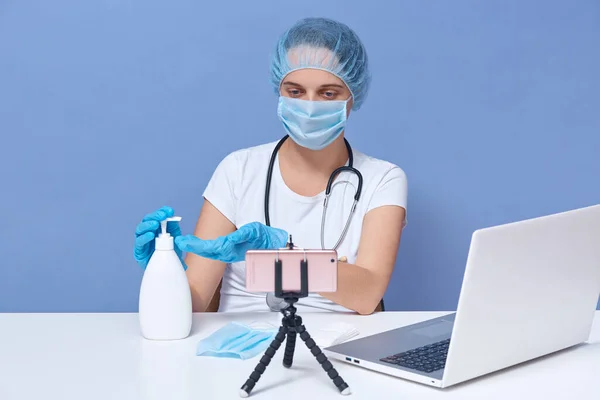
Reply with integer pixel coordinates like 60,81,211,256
175,222,288,264
134,206,184,270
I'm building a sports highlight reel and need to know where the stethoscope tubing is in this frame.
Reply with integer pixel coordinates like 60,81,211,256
263,135,363,311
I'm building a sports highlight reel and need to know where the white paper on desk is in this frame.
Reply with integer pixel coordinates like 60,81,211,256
311,322,359,348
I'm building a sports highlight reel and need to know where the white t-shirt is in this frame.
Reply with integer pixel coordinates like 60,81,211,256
203,140,408,313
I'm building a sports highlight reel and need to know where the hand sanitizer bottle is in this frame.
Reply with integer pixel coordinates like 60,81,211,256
139,216,192,340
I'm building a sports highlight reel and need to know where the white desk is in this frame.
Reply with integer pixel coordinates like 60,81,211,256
1,311,599,400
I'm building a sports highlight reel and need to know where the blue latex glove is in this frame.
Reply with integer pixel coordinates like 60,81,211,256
134,206,186,270
175,222,288,263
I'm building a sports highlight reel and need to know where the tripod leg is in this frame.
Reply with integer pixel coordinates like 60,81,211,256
297,324,351,395
282,329,296,368
239,325,287,398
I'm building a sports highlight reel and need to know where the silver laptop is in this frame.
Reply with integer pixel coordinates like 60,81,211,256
324,204,600,388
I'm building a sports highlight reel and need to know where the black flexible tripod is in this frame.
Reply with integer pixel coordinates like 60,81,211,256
239,239,351,397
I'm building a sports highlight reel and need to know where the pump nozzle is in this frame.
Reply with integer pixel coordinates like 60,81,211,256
155,216,182,251
160,216,182,237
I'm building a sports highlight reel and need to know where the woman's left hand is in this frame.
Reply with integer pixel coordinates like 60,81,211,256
175,222,289,263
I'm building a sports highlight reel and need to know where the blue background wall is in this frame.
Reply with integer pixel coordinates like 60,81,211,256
1,0,598,312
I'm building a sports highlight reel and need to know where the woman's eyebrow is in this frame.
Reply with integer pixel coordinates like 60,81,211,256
282,81,303,87
319,83,345,89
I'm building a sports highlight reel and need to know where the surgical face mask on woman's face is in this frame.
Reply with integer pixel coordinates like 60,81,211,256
277,96,348,151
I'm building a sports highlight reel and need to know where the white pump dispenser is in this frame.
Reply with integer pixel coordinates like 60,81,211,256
139,216,192,340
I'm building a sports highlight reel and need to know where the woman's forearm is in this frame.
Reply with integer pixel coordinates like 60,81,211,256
184,199,236,312
185,254,227,312
320,206,405,314
318,261,389,315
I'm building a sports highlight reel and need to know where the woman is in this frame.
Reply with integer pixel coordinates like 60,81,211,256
134,17,407,315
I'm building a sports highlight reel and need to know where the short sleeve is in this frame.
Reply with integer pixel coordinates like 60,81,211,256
366,166,408,225
202,152,240,226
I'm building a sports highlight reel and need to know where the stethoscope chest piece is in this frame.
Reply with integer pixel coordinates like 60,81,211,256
266,292,288,311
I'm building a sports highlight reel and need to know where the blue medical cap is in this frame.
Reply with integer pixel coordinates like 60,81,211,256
270,17,371,111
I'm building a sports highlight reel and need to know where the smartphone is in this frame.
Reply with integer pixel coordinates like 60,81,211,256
245,249,338,293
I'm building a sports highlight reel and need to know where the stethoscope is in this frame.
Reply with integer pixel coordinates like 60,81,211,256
264,135,363,311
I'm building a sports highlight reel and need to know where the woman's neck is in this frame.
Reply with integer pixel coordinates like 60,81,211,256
278,135,350,197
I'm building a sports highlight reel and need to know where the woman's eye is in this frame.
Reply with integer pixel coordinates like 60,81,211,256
322,91,336,99
289,89,302,97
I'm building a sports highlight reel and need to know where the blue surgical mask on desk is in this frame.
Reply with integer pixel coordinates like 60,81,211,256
196,322,278,360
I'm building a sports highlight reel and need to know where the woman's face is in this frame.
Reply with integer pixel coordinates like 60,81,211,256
280,68,354,114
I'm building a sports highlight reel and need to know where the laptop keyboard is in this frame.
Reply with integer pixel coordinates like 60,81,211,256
379,338,450,373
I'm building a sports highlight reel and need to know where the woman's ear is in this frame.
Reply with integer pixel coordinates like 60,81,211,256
346,98,354,117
